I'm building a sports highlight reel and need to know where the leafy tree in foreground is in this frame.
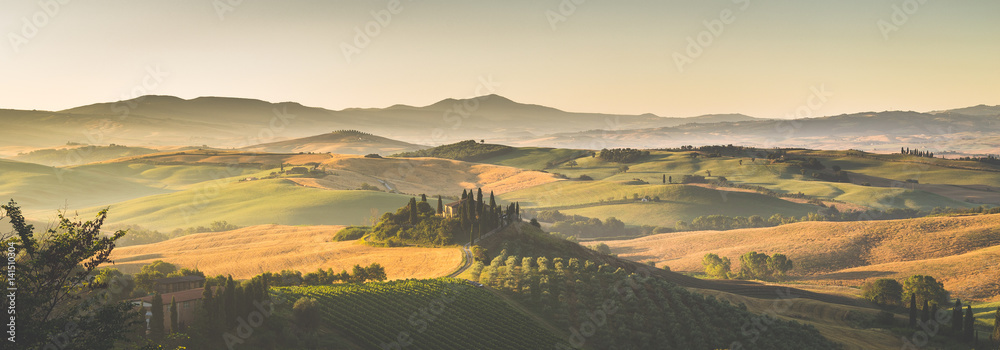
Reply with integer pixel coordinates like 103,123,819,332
1,200,141,350
861,278,903,306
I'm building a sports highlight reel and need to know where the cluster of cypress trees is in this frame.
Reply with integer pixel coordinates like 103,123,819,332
908,296,988,344
900,147,934,158
198,275,271,332
453,188,520,244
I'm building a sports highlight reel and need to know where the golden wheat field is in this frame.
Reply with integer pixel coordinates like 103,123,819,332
597,214,1000,301
105,225,463,280
288,155,561,195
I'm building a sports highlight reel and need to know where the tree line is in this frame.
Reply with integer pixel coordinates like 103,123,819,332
392,140,514,161
598,148,650,163
702,252,793,281
900,147,935,158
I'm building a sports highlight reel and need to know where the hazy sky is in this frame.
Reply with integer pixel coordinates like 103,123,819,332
2,0,998,118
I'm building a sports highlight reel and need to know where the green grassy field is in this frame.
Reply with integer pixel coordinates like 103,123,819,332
72,162,263,190
528,150,979,211
11,145,160,166
500,180,820,227
0,158,169,215
971,300,1000,329
477,147,588,170
81,179,414,231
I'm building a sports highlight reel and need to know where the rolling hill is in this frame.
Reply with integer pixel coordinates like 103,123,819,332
596,213,1000,301
291,153,562,196
10,144,161,166
0,158,170,216
241,130,427,155
105,224,462,279
81,179,414,231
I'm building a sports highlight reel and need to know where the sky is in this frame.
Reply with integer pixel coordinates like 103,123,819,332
1,0,998,118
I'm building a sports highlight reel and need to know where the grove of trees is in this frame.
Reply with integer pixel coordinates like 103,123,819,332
598,148,650,163
861,278,903,306
368,189,520,246
737,252,793,281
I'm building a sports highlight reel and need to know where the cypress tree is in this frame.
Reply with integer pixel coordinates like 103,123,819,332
921,300,930,324
931,303,938,328
663,174,666,184
465,195,474,227
909,293,917,327
235,283,246,320
478,215,485,238
489,191,496,212
170,296,179,333
460,191,469,228
151,292,165,340
965,305,975,341
477,188,484,218
953,299,963,335
515,202,520,220
224,276,236,327
437,196,443,215
202,285,214,312
421,193,427,202
408,197,418,225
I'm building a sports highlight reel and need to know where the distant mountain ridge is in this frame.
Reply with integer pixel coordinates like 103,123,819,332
0,94,996,156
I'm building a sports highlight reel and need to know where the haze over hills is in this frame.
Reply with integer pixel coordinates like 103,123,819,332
240,130,427,155
527,110,1000,155
2,95,998,158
